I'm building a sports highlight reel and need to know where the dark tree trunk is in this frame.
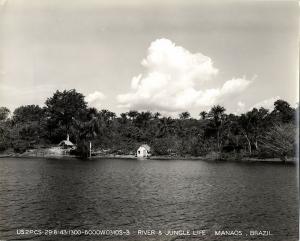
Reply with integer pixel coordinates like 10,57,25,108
280,153,287,163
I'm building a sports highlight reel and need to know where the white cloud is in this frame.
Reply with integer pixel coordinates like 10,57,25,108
86,91,106,108
250,96,280,110
235,101,246,114
117,38,251,112
220,78,250,95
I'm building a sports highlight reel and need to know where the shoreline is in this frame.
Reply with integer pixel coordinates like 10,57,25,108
0,152,297,164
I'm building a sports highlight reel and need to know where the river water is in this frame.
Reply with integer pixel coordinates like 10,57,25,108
0,157,298,240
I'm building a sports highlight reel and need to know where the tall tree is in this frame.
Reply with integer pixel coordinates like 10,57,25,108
71,112,104,158
127,110,139,121
199,111,208,120
135,111,153,128
238,107,270,155
179,111,191,119
99,109,116,121
12,105,44,123
154,112,161,119
45,89,87,140
157,117,175,137
120,113,128,124
0,107,11,151
208,105,226,151
0,107,10,121
10,105,47,148
259,123,296,162
272,99,295,123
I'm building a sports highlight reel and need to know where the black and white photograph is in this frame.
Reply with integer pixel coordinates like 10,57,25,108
0,0,299,240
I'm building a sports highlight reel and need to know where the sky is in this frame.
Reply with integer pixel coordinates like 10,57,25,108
0,0,298,117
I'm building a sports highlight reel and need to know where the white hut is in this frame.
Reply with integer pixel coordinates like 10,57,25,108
58,134,75,149
137,144,151,158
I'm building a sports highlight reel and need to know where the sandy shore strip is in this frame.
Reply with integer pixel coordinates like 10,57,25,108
0,151,297,164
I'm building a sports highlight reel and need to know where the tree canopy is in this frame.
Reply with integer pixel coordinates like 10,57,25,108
45,89,87,142
0,107,10,121
0,90,297,160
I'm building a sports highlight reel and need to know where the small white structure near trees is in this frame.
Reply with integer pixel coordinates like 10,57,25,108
137,144,151,158
58,134,75,149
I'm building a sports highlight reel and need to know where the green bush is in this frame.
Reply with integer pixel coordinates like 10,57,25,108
0,142,9,152
12,140,29,153
152,138,171,155
71,141,90,159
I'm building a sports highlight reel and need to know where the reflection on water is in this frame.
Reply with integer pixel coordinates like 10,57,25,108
0,158,298,240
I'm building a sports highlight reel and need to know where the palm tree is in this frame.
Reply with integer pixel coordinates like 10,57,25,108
158,117,175,137
154,112,161,119
209,105,225,120
179,111,191,119
120,113,128,124
99,109,116,121
72,115,102,142
199,111,208,120
135,111,153,128
208,105,226,151
71,113,104,158
127,110,139,121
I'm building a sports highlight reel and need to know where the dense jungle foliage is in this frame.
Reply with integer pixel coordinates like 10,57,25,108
0,89,298,160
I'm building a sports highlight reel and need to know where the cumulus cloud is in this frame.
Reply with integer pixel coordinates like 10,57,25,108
86,91,106,108
250,96,280,110
117,38,251,112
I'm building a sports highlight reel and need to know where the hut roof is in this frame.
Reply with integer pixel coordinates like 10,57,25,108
59,140,74,146
58,134,75,147
139,144,151,151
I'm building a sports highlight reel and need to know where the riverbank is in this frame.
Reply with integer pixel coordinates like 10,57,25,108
0,150,297,164
149,155,296,164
